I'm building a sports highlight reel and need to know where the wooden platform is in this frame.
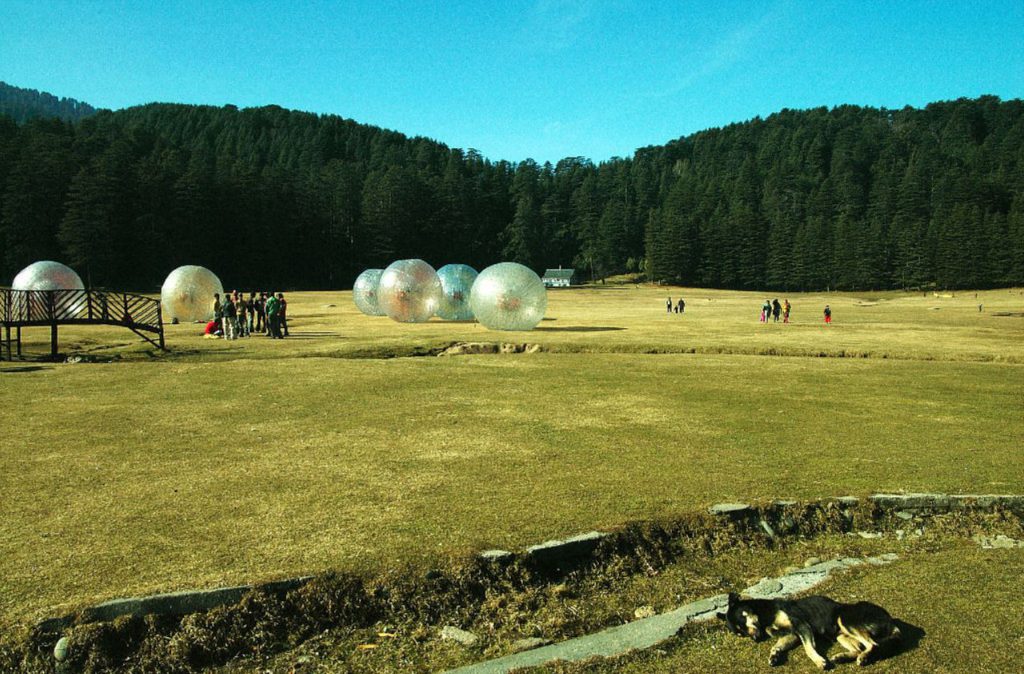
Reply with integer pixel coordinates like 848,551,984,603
0,288,165,360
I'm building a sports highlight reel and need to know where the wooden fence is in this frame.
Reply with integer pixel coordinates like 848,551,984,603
0,288,165,360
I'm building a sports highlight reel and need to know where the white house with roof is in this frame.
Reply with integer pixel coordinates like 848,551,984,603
542,267,576,287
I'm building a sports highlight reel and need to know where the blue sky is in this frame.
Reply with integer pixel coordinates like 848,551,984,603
2,1,1022,164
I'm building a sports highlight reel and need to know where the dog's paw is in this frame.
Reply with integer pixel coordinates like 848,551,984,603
768,651,784,666
856,653,872,667
818,659,834,671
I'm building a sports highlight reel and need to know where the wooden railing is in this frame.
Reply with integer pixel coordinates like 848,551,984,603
1,288,165,359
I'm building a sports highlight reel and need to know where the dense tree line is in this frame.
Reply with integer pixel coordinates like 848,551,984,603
0,94,1022,291
0,82,97,124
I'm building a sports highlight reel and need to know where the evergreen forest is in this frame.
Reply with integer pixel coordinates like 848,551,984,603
1,86,1022,291
0,82,97,125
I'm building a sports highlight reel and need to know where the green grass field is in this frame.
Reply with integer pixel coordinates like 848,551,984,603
1,285,1022,636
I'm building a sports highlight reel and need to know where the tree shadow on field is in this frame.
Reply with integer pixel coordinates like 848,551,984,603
534,326,625,332
0,365,53,373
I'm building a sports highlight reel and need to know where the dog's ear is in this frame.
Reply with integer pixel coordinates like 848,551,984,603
715,612,727,621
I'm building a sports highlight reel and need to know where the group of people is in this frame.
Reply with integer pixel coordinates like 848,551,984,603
660,296,837,324
206,291,289,340
760,298,791,323
666,297,686,314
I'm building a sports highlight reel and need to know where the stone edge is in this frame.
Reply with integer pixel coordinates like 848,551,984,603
35,493,1024,634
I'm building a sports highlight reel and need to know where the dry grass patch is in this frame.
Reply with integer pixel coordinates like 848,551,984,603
2,352,1022,625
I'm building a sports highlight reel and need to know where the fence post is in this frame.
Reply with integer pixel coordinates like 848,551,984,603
49,290,58,360
157,302,165,350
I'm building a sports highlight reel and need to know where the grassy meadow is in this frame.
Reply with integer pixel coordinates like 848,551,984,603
1,285,1022,630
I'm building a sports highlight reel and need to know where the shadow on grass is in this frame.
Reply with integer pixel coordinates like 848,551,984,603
0,365,53,373
888,619,927,661
280,331,340,340
534,326,626,332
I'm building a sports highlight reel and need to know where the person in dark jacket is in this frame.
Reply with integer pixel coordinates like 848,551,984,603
222,295,237,340
254,292,266,333
279,293,289,337
772,298,781,322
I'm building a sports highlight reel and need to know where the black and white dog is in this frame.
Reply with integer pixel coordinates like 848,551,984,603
717,592,902,669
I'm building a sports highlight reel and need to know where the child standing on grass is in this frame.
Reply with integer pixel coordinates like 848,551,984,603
824,304,832,324
783,299,791,323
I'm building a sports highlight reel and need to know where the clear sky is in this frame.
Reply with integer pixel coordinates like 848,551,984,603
2,1,1022,164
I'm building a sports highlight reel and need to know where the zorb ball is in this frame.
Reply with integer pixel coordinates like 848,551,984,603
11,260,86,318
352,269,385,316
435,264,478,320
160,265,224,323
470,262,547,331
377,259,442,323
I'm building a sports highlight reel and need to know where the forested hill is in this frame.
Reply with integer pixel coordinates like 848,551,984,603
0,95,1022,291
0,82,97,124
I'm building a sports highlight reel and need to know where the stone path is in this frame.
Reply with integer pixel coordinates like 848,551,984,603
444,553,899,674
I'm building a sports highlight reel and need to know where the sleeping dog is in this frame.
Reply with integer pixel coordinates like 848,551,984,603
716,592,901,669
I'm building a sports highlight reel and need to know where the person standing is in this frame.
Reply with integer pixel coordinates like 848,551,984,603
772,298,781,322
824,304,832,325
761,300,771,323
783,299,791,323
212,293,223,333
278,293,289,337
677,298,685,314
667,297,673,314
256,292,268,334
222,295,237,340
246,292,256,335
265,292,281,339
236,295,248,337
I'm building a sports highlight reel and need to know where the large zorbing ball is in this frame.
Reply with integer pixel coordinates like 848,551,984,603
436,264,478,320
161,265,224,323
352,268,386,316
11,260,86,318
377,259,442,323
470,262,547,331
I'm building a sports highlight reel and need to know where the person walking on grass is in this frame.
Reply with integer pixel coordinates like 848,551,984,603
772,298,781,322
761,299,771,323
824,304,832,325
783,299,791,323
677,298,685,314
667,297,673,314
